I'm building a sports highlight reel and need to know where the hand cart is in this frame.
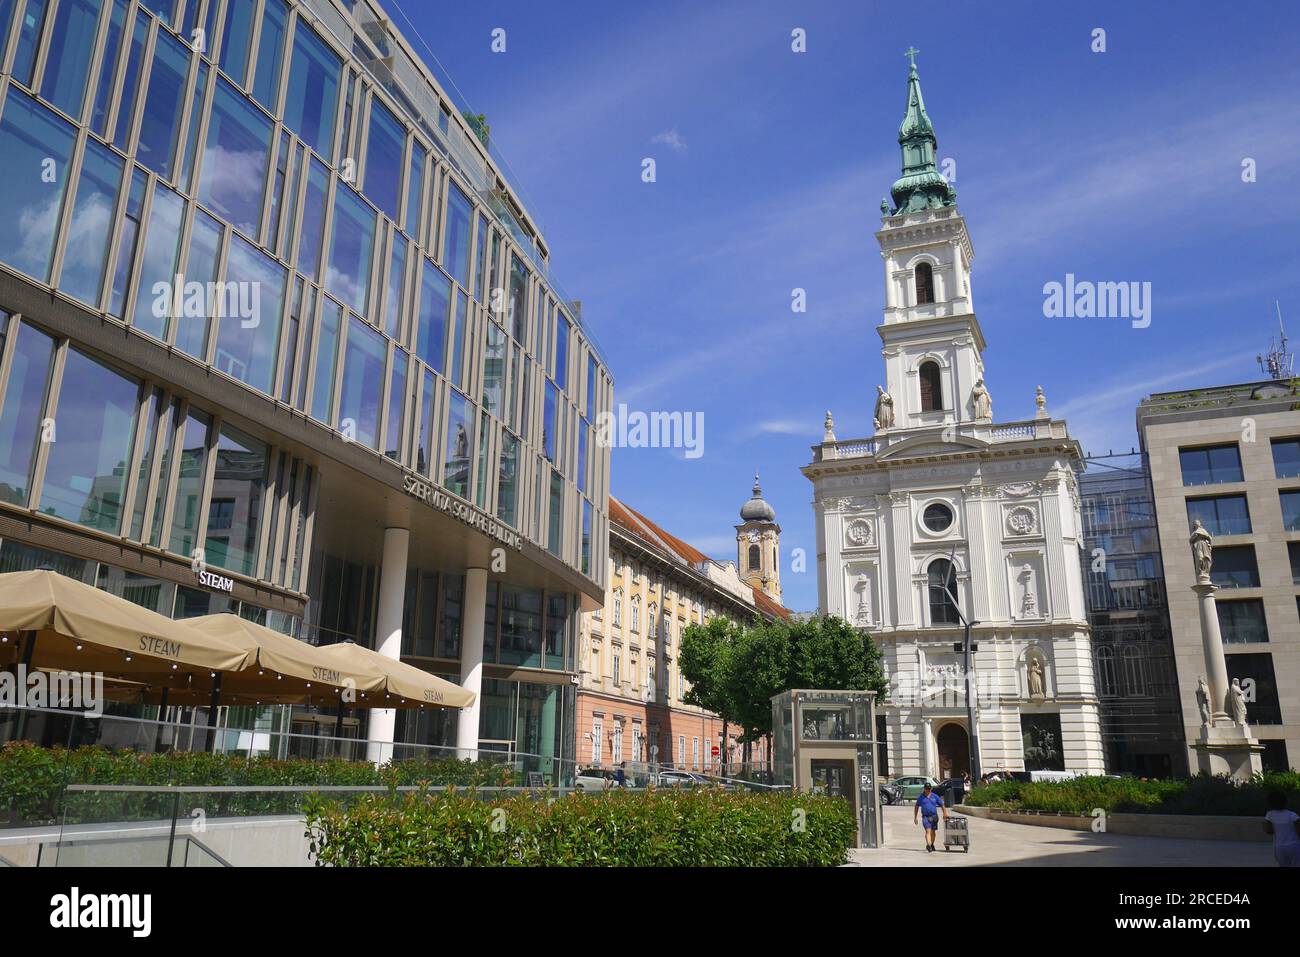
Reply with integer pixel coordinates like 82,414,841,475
943,815,970,852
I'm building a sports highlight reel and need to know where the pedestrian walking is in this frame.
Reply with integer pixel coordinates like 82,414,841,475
914,782,948,853
1263,790,1300,867
960,772,972,804
615,762,627,788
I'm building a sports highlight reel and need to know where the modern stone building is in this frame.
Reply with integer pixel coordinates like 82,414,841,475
1137,380,1300,772
576,489,787,774
802,57,1106,779
0,0,611,781
1078,452,1187,777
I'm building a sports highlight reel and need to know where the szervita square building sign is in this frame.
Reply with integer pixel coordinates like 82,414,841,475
801,56,1106,779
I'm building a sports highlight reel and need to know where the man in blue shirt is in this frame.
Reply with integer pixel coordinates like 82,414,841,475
913,783,948,853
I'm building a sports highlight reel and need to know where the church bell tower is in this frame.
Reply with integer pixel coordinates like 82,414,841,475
736,474,781,601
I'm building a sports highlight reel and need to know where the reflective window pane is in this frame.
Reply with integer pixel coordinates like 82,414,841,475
213,232,285,394
59,138,124,306
39,348,140,532
0,0,16,65
283,22,339,158
297,156,328,279
338,316,385,449
417,369,435,476
0,323,55,506
132,181,186,339
497,431,518,527
217,0,255,83
112,12,149,151
89,0,129,136
136,28,190,179
508,253,528,342
168,407,211,557
553,313,570,390
251,0,288,110
39,0,100,119
11,0,50,87
198,78,272,237
326,182,375,315
174,208,223,359
444,182,472,288
127,387,164,539
444,390,471,498
310,297,343,422
0,89,76,281
363,97,403,220
405,140,425,238
204,423,268,577
482,322,505,416
385,348,407,460
415,258,449,372
383,232,407,338
108,168,148,319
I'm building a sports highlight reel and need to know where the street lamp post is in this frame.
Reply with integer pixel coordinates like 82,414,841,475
931,566,982,782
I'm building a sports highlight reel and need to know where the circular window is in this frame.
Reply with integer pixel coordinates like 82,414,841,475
922,502,954,533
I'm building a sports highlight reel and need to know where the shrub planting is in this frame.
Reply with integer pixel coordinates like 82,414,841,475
964,772,1300,817
305,787,858,867
0,742,514,826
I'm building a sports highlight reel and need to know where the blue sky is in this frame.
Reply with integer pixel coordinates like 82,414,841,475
396,0,1300,612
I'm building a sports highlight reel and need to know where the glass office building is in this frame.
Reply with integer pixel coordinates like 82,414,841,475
0,0,611,774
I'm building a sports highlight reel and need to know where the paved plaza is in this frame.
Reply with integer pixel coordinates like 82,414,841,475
846,805,1275,867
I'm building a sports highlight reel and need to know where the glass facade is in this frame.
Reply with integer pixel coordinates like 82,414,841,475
0,0,608,771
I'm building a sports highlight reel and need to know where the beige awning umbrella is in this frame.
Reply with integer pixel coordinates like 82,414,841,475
0,569,253,678
314,641,475,709
180,614,386,702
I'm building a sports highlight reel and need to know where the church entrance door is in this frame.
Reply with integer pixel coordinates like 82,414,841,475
935,722,969,778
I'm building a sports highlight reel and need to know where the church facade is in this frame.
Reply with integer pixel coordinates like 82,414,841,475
801,57,1106,778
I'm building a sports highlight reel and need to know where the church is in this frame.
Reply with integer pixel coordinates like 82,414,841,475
801,55,1107,778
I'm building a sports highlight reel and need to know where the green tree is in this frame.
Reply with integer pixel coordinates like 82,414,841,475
786,615,888,699
678,616,739,723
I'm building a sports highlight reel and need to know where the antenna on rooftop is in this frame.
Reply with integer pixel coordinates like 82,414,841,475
1257,301,1294,380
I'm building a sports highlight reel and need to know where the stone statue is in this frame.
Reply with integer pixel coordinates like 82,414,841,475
823,410,836,443
1189,519,1213,583
1034,385,1047,416
1027,655,1045,698
1018,564,1038,617
1226,678,1248,727
880,197,890,216
853,576,871,626
971,378,993,419
1196,676,1212,727
873,386,895,431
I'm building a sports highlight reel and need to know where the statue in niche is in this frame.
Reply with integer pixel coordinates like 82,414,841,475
1018,564,1038,617
1027,655,1046,699
873,386,895,431
1226,678,1248,727
1196,676,1212,727
971,378,993,419
853,576,871,626
1190,519,1214,583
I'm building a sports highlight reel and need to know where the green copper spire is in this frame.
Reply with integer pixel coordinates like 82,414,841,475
888,49,956,215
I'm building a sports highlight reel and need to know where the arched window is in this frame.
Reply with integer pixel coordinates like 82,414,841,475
919,361,943,412
915,261,935,304
1121,645,1145,697
1095,646,1117,697
748,544,761,570
927,559,961,625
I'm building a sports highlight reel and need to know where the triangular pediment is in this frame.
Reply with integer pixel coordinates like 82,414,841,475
874,432,988,462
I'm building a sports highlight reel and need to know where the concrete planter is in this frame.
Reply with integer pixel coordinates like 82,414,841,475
960,804,1270,842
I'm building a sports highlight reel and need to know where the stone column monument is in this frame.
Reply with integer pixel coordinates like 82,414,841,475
1188,520,1263,778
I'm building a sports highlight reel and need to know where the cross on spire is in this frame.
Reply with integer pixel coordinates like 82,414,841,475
904,46,920,68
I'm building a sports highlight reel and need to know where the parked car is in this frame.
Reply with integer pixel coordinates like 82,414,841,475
890,775,939,801
656,770,707,788
879,782,903,806
574,767,621,791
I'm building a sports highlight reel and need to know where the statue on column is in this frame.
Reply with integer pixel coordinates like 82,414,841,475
1226,678,1248,727
1196,676,1212,727
1190,519,1214,583
971,378,993,419
873,386,895,431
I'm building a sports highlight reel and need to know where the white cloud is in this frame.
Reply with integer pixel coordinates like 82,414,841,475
650,128,687,153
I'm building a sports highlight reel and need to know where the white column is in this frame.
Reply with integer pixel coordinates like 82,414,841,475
921,717,934,778
367,527,409,764
456,566,489,758
1194,582,1231,724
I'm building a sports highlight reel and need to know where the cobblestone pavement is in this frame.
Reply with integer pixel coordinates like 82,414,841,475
846,805,1275,867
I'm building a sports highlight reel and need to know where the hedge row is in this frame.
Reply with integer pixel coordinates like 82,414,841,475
305,788,857,867
965,772,1300,817
0,742,514,826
